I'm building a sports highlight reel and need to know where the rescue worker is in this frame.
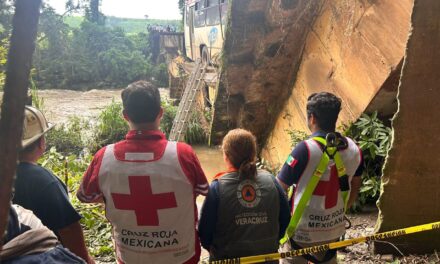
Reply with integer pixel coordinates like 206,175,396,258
277,92,363,263
77,81,209,264
1,204,85,263
199,129,290,262
13,106,93,264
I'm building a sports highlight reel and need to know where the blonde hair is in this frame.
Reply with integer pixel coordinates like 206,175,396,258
222,129,257,180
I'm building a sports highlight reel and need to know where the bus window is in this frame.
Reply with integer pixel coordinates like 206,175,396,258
195,0,205,11
200,0,207,9
195,9,206,27
206,6,220,26
207,0,218,7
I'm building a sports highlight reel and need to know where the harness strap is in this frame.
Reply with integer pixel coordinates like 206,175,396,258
313,137,350,212
280,144,329,244
280,135,350,245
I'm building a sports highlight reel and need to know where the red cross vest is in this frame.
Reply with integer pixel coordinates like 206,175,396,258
98,141,196,263
292,137,361,243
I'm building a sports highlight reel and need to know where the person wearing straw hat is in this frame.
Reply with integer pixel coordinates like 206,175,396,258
12,106,94,264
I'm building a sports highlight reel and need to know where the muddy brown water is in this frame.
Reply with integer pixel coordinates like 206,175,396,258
34,89,225,180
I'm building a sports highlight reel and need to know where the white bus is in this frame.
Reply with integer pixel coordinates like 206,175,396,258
184,0,229,64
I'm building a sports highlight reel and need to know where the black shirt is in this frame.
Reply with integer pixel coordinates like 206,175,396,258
13,162,81,233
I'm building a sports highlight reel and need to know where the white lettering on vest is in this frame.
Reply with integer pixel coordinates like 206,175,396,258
234,211,269,226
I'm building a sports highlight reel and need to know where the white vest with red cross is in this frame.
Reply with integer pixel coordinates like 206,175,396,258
292,137,361,243
98,141,196,264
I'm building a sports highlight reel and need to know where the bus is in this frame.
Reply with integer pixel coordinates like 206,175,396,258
184,0,229,65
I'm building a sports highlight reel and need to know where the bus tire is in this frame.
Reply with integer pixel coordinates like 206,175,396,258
201,46,210,66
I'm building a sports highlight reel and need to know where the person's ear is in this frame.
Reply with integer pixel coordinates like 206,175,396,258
122,110,129,121
223,152,235,170
156,107,164,122
39,136,46,151
310,113,317,125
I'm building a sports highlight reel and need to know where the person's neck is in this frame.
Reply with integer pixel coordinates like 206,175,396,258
19,155,39,165
311,127,333,135
129,123,158,131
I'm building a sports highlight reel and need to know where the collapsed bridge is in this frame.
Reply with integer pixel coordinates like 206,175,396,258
170,0,439,254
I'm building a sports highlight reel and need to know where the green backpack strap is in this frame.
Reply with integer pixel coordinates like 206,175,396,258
280,136,350,245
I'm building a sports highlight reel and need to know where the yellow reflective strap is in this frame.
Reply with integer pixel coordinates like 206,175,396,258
333,152,346,176
287,186,294,200
281,136,351,244
280,150,330,244
313,137,326,145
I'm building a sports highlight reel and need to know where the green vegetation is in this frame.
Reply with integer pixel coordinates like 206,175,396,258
161,100,178,137
0,1,180,91
185,111,209,145
40,148,114,260
287,112,392,208
46,116,90,155
89,101,128,153
344,112,392,207
0,0,12,90
65,16,180,34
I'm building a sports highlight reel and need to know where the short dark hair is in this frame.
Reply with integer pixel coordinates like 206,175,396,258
121,81,161,124
306,92,341,132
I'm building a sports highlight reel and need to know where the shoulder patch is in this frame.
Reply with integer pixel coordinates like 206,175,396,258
286,155,298,168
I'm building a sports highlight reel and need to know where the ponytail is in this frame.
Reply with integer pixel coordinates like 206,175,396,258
238,159,257,181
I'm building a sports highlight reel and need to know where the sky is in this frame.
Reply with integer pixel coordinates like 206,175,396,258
44,0,182,20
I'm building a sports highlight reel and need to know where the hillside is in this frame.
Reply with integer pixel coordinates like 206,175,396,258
64,16,181,34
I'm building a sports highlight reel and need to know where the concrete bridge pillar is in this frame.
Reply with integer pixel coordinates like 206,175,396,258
376,0,440,254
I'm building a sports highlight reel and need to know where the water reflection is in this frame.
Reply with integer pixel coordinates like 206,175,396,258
193,145,225,183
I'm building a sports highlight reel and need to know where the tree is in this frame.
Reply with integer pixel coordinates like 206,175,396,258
0,0,42,249
178,0,185,15
85,0,105,25
0,0,13,88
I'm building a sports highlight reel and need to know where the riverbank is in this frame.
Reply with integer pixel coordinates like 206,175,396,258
12,88,435,263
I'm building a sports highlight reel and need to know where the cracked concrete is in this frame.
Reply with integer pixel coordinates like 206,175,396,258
261,0,413,167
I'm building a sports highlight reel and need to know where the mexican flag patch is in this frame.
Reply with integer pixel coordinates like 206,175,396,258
286,155,298,167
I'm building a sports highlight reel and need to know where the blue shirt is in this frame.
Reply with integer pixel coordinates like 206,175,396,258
277,131,364,187
198,175,291,250
13,162,82,233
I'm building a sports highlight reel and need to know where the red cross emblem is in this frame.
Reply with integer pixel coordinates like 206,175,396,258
111,176,177,226
313,166,340,209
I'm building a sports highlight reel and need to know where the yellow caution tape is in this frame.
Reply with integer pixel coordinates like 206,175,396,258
202,221,440,264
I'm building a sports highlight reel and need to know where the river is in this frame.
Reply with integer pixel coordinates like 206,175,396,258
34,89,225,181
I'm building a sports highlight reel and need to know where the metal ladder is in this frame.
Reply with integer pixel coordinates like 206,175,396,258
169,60,207,141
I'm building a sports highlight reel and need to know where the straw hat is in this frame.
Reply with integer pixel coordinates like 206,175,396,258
22,106,54,148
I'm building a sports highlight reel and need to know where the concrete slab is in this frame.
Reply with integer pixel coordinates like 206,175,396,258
376,0,440,254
